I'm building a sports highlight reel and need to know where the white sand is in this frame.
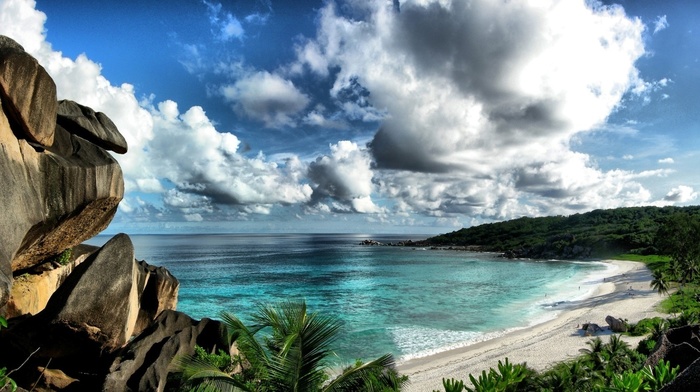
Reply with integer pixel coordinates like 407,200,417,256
397,260,666,392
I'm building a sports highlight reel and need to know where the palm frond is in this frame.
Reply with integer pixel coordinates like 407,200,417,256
323,353,399,392
172,354,250,392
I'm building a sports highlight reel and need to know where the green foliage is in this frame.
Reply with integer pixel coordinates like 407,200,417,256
608,371,645,392
424,206,700,259
432,358,531,392
436,378,464,392
628,317,666,337
640,359,679,391
193,346,235,373
176,300,405,392
0,367,18,392
51,248,73,266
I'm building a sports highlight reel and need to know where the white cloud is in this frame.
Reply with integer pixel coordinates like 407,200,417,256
220,71,310,128
204,1,245,41
623,154,634,160
0,0,313,222
294,0,652,218
663,186,697,203
308,141,382,213
653,15,669,34
658,157,675,164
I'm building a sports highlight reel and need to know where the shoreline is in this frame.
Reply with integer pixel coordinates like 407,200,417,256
397,260,665,392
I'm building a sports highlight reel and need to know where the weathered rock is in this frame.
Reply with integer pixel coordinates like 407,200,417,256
582,323,603,336
104,310,235,392
646,325,700,374
134,260,179,335
0,235,183,389
1,245,98,318
36,367,80,390
57,99,127,154
0,101,123,305
0,35,56,147
39,234,141,350
605,315,629,332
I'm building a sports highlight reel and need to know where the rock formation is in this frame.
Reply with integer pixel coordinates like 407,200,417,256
605,315,629,333
0,34,232,390
105,310,235,392
0,35,124,307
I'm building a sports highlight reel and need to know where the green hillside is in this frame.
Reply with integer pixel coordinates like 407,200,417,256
424,205,700,259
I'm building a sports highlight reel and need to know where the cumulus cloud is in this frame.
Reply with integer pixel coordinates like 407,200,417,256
663,185,697,203
146,100,313,208
293,0,665,217
658,157,675,164
220,71,310,128
653,15,669,34
0,0,312,222
308,141,382,213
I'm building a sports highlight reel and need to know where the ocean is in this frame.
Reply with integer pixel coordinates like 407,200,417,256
88,233,608,365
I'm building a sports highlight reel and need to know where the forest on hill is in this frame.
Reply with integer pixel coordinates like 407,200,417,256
423,205,700,259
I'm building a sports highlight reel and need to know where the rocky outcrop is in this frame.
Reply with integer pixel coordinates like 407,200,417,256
0,35,124,307
0,35,56,147
57,99,128,154
605,315,629,333
0,33,230,392
645,325,700,391
661,357,700,391
646,325,700,373
1,244,97,318
0,234,182,388
134,261,179,335
105,310,234,392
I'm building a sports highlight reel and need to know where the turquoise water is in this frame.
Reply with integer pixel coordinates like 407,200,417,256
89,234,607,365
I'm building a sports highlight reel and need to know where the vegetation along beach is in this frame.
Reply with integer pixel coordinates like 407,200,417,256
3,1,700,391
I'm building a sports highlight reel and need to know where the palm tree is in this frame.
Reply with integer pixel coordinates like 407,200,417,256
176,300,406,392
603,335,632,375
650,270,670,297
579,337,606,372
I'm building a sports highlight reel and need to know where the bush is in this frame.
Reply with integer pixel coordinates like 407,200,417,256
51,248,72,266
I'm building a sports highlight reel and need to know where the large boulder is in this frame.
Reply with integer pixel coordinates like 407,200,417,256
104,310,235,392
0,235,180,388
0,35,56,147
0,36,124,306
134,260,179,335
1,244,98,318
605,315,629,333
57,99,128,154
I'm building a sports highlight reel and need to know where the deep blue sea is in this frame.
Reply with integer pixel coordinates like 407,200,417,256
88,233,608,366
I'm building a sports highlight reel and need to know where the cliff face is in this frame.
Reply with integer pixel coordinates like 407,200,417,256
0,35,229,391
0,36,124,305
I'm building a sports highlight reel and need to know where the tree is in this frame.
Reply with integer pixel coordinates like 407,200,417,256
656,214,700,291
176,300,405,392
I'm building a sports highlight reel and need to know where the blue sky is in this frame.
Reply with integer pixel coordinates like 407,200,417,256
1,0,698,234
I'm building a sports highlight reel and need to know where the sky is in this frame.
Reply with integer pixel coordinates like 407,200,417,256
0,0,698,235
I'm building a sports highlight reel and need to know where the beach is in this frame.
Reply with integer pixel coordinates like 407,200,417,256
397,260,666,392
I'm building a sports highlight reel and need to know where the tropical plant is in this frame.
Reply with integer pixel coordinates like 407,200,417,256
176,300,405,392
640,359,679,391
437,358,531,392
435,378,464,392
607,371,645,392
579,337,607,372
655,214,700,291
650,270,670,298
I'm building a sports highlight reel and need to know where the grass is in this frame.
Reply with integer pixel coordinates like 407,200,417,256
611,254,670,272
